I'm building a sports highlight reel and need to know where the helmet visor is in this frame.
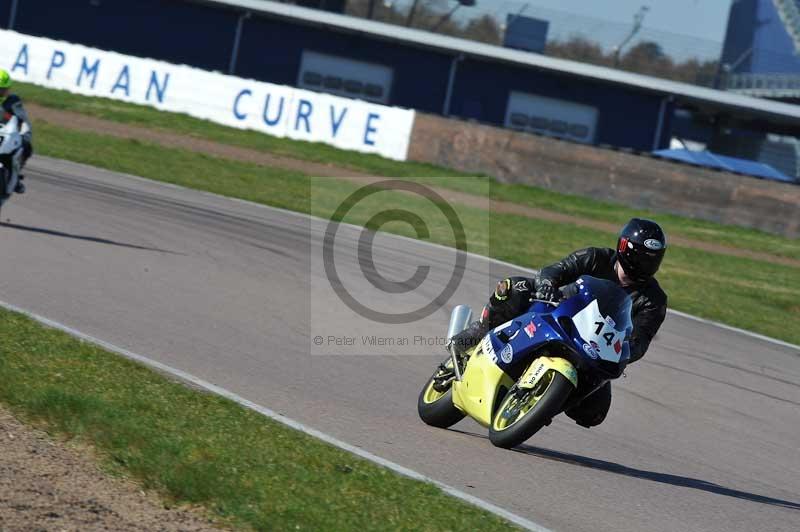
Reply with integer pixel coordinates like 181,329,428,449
621,243,664,282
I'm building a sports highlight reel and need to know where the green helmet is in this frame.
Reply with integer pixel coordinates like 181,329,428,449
0,69,11,89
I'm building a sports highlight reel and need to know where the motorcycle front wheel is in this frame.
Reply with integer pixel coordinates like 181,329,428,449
489,369,574,449
417,357,465,428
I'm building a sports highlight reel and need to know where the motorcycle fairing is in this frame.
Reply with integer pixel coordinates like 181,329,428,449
451,343,515,427
452,276,632,427
485,313,567,377
0,115,23,197
550,277,633,376
518,356,578,390
452,312,569,426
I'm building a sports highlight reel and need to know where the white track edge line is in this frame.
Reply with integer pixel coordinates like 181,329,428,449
0,298,551,532
32,157,800,352
666,309,800,351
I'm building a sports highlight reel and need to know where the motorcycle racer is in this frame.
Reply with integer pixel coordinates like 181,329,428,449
451,218,668,428
0,68,32,194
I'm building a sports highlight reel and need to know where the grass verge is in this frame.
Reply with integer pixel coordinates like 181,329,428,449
22,82,800,261
0,308,515,530
34,121,800,345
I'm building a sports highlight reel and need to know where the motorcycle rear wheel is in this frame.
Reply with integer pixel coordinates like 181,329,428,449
0,170,7,219
489,370,573,449
417,357,465,428
0,167,9,219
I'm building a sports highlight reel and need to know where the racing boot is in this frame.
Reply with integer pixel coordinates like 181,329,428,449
449,279,513,357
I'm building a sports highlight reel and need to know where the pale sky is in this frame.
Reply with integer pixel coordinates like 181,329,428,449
438,0,735,60
501,0,733,42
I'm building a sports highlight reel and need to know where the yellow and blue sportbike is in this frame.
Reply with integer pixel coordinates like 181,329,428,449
418,275,633,449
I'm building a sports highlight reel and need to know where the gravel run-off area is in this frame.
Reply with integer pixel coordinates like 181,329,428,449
0,406,222,532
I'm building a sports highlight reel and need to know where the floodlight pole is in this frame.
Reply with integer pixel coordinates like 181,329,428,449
430,0,476,32
229,11,251,75
613,5,649,67
8,0,19,29
406,0,421,26
432,3,461,32
713,46,753,89
504,4,529,35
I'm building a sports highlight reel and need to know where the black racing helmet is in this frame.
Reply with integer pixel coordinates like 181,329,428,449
616,218,666,283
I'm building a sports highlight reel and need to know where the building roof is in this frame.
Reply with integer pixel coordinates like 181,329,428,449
774,0,800,54
196,0,800,131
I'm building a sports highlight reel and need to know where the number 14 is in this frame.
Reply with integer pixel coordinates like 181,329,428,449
594,321,615,346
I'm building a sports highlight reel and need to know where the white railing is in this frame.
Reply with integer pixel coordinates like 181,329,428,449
726,72,800,97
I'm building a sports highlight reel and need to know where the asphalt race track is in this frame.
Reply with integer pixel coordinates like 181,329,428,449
2,157,799,532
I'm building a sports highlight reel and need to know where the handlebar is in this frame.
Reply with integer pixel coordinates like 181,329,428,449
530,298,560,307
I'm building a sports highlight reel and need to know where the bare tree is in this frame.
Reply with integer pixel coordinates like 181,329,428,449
340,4,719,87
463,14,502,45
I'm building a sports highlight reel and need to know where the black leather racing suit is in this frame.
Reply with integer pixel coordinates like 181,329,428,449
2,94,33,164
452,247,668,427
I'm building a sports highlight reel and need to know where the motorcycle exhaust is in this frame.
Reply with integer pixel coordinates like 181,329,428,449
446,305,472,382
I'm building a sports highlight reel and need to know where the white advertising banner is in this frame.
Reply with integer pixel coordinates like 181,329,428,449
0,29,415,160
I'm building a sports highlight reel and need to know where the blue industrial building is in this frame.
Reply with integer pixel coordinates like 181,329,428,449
722,0,800,99
713,0,800,177
2,0,800,177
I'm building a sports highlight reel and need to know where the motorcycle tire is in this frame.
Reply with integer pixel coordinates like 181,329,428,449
0,167,9,218
489,371,574,449
417,360,465,429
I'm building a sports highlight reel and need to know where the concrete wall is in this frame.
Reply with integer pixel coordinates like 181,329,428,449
408,113,800,238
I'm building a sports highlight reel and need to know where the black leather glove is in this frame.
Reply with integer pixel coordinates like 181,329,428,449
493,279,510,301
535,278,558,302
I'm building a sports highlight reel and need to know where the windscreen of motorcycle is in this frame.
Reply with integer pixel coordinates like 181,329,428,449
570,277,632,364
0,114,16,133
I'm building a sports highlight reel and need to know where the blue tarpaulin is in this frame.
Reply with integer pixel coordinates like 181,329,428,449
652,149,796,183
